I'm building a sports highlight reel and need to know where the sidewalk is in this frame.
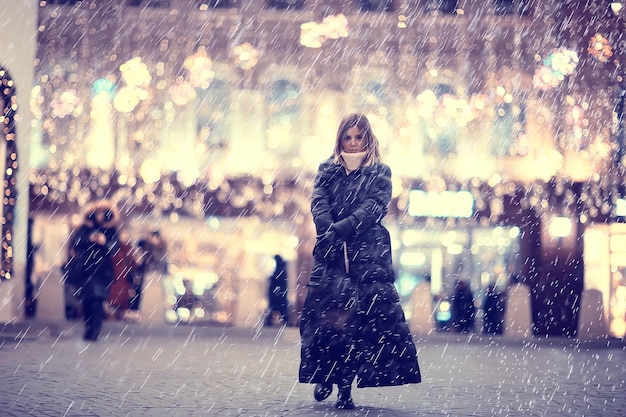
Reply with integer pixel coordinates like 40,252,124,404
2,318,624,350
0,319,624,416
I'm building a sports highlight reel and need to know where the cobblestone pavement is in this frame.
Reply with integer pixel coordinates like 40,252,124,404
0,320,624,417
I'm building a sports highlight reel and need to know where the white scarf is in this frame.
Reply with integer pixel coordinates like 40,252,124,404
340,151,367,172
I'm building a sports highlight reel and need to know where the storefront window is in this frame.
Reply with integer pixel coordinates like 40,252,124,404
394,223,520,331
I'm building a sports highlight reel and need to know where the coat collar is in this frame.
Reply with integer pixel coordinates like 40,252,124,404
320,157,380,176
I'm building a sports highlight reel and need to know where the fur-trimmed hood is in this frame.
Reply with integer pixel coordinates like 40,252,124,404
82,199,119,229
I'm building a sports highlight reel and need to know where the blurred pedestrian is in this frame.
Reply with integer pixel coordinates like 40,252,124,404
451,279,476,333
126,238,149,321
66,200,116,342
264,254,289,326
298,113,421,410
136,229,168,322
483,283,505,335
108,229,140,321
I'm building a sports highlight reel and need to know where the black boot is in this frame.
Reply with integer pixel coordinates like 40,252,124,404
335,385,355,410
313,383,332,401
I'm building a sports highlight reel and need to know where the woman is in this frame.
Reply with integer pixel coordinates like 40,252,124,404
299,113,421,410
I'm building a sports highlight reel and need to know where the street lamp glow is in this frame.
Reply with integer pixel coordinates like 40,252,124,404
611,2,623,16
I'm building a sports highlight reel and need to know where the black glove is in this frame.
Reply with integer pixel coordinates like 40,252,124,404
332,218,354,240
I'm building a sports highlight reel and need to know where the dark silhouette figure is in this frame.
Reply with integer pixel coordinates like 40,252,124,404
66,200,116,341
175,279,200,315
265,254,290,326
25,217,38,318
128,238,148,316
483,283,505,335
451,279,476,333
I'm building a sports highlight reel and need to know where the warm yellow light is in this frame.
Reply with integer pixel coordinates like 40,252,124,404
611,2,623,15
549,216,572,238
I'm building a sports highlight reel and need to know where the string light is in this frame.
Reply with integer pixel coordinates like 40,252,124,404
0,69,17,280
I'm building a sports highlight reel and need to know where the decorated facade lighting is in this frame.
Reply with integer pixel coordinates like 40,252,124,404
0,69,17,281
169,80,197,106
588,33,614,63
611,1,624,16
300,13,348,48
120,57,152,87
533,66,560,90
533,47,579,90
183,49,213,88
545,47,579,76
114,85,148,113
92,78,116,96
564,102,586,151
113,57,151,113
50,89,82,119
232,42,259,71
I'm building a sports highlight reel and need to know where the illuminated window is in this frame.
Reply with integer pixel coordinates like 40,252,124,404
360,81,387,108
493,0,532,16
267,0,304,10
490,101,527,156
408,190,474,218
49,0,80,4
360,0,395,12
417,83,461,155
126,0,170,7
196,79,231,150
265,79,301,155
425,0,458,14
198,0,232,8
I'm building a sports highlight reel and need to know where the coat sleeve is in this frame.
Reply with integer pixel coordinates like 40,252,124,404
336,163,392,238
310,161,336,237
310,161,343,262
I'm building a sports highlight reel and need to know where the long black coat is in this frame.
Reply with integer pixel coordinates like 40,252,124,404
67,224,114,301
299,158,421,388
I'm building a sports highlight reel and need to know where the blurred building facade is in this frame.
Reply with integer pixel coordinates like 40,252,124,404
4,0,624,336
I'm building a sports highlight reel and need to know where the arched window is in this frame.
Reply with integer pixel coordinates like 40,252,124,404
360,81,387,109
196,79,231,151
352,73,395,145
425,0,458,14
265,79,301,157
360,0,396,12
267,0,304,10
416,83,462,156
197,0,233,8
490,101,527,156
493,0,532,17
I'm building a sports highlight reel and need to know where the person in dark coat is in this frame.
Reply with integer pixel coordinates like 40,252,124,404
66,200,116,342
299,113,422,410
127,238,148,320
451,279,476,333
483,283,505,335
108,230,140,321
264,254,290,326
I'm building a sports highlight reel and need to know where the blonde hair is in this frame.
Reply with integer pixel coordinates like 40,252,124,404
333,113,382,167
